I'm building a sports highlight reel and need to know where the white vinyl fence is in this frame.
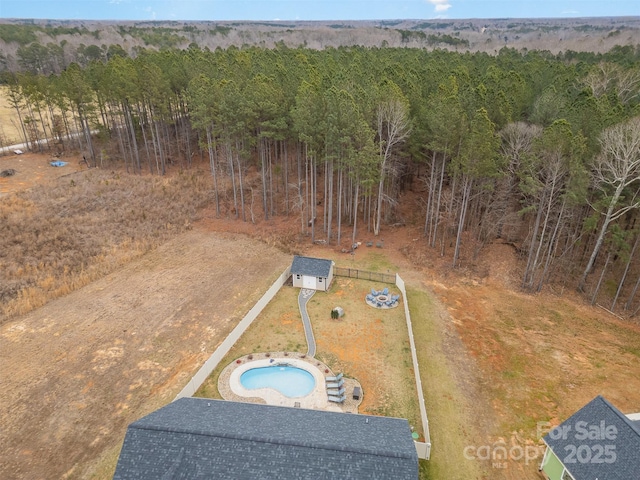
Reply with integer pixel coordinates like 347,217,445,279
396,274,432,460
174,266,291,400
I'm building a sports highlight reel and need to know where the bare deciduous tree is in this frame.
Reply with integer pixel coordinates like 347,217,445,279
581,62,640,106
374,90,411,236
579,117,640,291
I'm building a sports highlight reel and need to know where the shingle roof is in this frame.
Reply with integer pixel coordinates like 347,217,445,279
291,255,333,278
114,398,418,479
543,395,640,480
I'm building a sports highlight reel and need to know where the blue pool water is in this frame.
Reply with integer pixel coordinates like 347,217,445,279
240,365,316,398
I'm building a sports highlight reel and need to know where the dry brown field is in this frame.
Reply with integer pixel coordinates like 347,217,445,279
0,86,23,147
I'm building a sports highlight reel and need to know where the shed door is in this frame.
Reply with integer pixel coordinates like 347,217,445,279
303,275,315,289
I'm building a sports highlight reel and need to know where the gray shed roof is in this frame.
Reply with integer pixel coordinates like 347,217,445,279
114,398,418,479
543,395,640,480
291,255,333,278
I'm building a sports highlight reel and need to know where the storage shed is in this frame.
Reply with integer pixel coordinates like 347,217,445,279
290,255,335,292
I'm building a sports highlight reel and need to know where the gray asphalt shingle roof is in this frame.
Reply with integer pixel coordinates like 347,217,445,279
114,398,418,479
291,255,333,278
543,395,640,480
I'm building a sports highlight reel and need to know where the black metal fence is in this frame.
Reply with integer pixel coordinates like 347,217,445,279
334,267,396,284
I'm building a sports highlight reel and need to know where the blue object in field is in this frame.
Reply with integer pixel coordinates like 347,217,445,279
50,161,67,167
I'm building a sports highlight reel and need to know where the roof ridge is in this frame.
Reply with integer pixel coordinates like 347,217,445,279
597,395,640,439
130,422,415,460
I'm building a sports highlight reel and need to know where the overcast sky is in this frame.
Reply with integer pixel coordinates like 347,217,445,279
1,0,638,21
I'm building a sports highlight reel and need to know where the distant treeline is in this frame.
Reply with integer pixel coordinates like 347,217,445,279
3,20,640,76
0,24,96,45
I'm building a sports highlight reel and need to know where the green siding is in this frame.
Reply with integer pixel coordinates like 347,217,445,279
542,448,565,480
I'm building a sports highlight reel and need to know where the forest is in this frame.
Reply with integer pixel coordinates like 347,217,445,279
2,41,640,316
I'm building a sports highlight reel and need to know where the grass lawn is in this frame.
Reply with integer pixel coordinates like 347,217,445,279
196,276,422,433
408,286,488,479
312,277,420,429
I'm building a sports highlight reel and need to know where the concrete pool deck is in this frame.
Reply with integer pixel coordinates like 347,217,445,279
218,352,363,413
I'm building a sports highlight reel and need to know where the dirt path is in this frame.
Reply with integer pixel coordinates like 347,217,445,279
0,227,291,479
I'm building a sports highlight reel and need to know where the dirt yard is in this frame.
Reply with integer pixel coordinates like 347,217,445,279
0,228,291,479
0,150,85,197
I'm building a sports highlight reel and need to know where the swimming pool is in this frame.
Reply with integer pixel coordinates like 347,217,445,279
240,365,316,398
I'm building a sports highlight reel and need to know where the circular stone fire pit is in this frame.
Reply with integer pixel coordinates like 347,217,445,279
365,289,400,309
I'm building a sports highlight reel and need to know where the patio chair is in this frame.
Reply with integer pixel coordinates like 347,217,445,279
382,287,389,295
326,379,344,389
325,372,343,382
327,387,346,396
328,394,346,403
371,288,378,296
